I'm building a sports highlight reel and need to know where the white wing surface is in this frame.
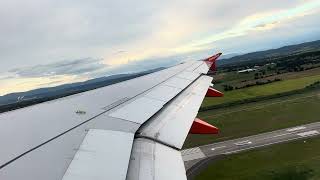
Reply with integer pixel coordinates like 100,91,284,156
0,53,222,180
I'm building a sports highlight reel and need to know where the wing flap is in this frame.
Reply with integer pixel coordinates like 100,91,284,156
186,61,203,71
63,129,134,180
193,63,210,74
109,97,165,124
126,138,186,180
137,75,213,149
108,68,201,125
176,71,200,80
144,85,181,102
162,77,193,89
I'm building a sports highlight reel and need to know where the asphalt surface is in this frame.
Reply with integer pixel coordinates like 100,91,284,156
181,121,320,174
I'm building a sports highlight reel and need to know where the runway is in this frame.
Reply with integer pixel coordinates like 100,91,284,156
182,121,320,172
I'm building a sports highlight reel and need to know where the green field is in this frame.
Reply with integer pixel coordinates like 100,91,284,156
187,55,320,179
195,137,320,180
202,74,320,107
184,90,320,148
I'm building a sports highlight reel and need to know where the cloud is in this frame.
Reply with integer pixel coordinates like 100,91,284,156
0,0,171,71
1,0,320,95
254,21,278,28
0,0,306,71
0,54,189,96
213,10,320,54
0,57,111,95
173,0,320,54
8,58,107,78
0,75,88,96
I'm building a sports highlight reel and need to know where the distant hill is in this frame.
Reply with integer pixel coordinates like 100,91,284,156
218,40,320,66
219,53,242,60
0,67,165,107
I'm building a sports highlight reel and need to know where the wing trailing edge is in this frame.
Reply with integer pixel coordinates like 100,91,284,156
126,138,187,180
137,76,213,149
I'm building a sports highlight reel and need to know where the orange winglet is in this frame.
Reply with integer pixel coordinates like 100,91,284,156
189,118,219,134
206,87,224,97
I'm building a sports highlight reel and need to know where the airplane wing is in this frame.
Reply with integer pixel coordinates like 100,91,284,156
0,53,222,180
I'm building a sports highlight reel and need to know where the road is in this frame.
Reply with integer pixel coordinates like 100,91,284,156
181,121,320,176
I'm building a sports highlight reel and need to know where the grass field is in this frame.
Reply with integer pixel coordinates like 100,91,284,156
202,74,320,107
187,66,320,179
183,90,320,148
195,137,320,180
216,67,320,87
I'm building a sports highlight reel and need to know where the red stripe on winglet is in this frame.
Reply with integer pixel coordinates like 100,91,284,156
189,118,219,134
206,87,224,97
204,53,222,71
205,53,222,62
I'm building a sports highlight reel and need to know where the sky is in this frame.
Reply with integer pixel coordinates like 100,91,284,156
1,0,320,95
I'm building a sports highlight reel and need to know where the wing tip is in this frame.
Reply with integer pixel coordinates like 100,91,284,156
204,52,222,72
205,52,222,62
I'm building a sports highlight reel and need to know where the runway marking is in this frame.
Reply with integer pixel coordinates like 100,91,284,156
286,126,306,132
235,140,250,143
250,131,294,142
181,147,206,161
224,132,320,155
211,146,226,151
234,140,252,146
297,130,319,137
225,137,300,154
193,122,320,156
272,132,292,138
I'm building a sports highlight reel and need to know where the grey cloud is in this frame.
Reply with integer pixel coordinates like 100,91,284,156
254,21,279,28
88,56,182,78
94,50,212,77
0,0,316,74
171,0,301,34
215,12,320,54
9,58,107,78
3,52,194,81
255,24,268,28
0,0,169,71
115,51,128,54
37,80,66,87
